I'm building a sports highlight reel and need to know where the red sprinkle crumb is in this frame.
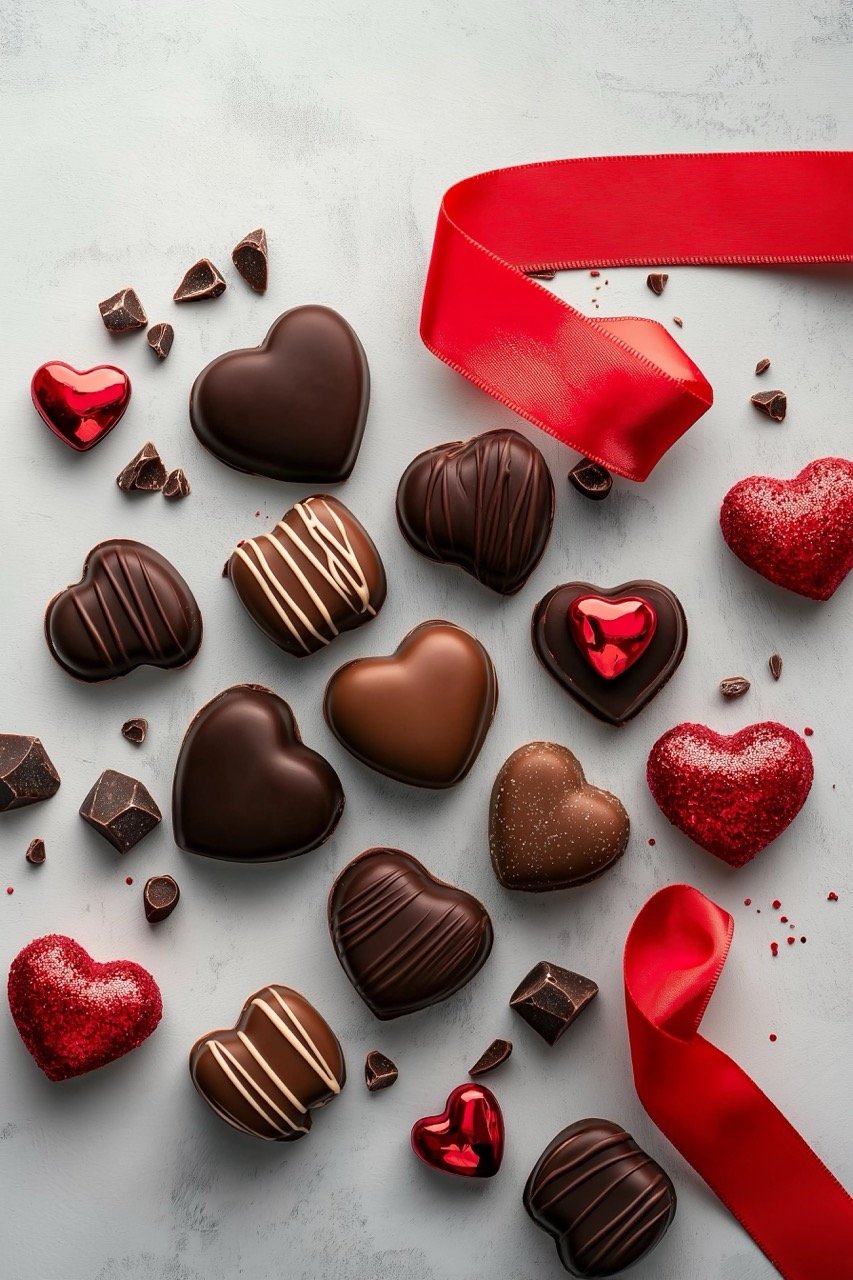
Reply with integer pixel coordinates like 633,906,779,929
743,898,752,906
780,915,788,923
770,942,779,957
648,838,656,846
787,937,796,946
804,727,814,737
125,876,134,886
828,892,838,902
772,899,782,910
6,887,13,896
590,269,600,277
769,1034,777,1042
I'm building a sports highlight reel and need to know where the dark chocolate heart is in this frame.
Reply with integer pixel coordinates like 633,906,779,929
328,847,494,1019
172,685,344,863
532,581,686,726
189,306,369,483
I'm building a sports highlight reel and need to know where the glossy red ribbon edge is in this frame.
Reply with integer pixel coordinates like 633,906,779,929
420,152,853,480
624,884,853,1278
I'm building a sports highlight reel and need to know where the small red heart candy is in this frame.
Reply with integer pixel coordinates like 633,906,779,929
411,1083,504,1178
720,457,853,600
31,361,131,452
647,722,813,868
7,934,162,1080
568,595,657,679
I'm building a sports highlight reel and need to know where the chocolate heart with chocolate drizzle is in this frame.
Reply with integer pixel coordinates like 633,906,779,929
190,306,369,482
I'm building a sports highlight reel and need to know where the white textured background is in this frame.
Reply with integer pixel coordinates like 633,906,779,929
1,3,851,1278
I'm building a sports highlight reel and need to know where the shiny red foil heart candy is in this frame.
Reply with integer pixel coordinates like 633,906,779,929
31,361,131,452
647,722,813,868
7,935,162,1081
411,1083,504,1178
720,457,853,600
568,595,657,679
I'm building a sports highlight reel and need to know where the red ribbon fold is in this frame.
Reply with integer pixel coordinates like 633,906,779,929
624,884,853,1279
421,152,853,480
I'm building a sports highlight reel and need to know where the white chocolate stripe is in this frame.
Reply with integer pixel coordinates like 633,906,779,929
239,538,327,645
267,987,341,1091
207,1039,290,1136
260,528,339,636
233,544,313,652
237,1029,307,1117
254,989,341,1094
286,501,375,616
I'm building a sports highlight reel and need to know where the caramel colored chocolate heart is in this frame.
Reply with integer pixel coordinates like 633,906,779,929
324,620,498,788
490,742,630,891
190,306,368,482
190,985,345,1141
172,685,344,863
31,360,131,452
328,847,494,1019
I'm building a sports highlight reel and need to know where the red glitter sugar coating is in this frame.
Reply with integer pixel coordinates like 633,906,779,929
719,457,853,600
7,934,162,1081
646,722,814,867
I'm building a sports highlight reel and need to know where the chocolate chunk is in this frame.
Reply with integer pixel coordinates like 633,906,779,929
116,441,168,493
79,769,162,853
396,429,555,595
232,227,268,293
0,736,61,811
720,676,750,698
751,389,787,421
568,458,613,501
173,258,226,302
163,468,191,500
510,961,598,1045
45,539,203,682
121,718,148,746
329,847,493,1020
469,1038,512,1078
25,838,46,865
143,874,180,923
769,653,783,680
147,323,174,360
755,357,771,375
646,272,668,295
524,1118,677,1275
98,288,147,334
364,1050,398,1092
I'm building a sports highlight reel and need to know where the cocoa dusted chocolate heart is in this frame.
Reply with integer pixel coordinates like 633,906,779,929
324,620,498,788
172,685,344,863
328,847,494,1019
489,742,629,891
189,306,369,482
532,580,686,726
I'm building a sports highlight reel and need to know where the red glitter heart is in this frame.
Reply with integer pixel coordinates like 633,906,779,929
7,935,162,1081
720,457,853,600
647,722,813,868
411,1083,504,1178
31,361,131,452
568,594,657,679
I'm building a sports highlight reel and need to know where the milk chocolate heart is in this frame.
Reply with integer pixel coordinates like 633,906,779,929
45,539,203,682
190,306,368,482
172,684,344,863
532,580,686,725
190,985,345,1141
720,456,853,600
31,360,131,452
396,428,555,595
324,620,498,788
490,742,630,891
411,1083,504,1178
328,847,494,1019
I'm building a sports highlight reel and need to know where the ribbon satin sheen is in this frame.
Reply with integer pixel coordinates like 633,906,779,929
420,152,853,480
624,884,853,1279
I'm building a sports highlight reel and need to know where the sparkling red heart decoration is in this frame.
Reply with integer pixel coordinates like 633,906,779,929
568,594,657,679
31,360,131,452
411,1083,504,1178
647,721,814,868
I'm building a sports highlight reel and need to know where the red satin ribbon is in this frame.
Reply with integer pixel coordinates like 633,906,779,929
420,152,853,480
624,884,853,1278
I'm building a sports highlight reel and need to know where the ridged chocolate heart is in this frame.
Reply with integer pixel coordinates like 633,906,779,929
190,306,369,482
328,847,494,1019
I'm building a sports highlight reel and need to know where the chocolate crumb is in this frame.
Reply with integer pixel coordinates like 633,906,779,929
769,653,782,680
116,442,167,493
163,468,191,500
231,228,268,293
173,258,226,302
647,272,668,295
147,323,174,360
510,961,598,1045
568,458,613,501
121,718,148,746
751,389,787,422
79,769,161,854
755,357,771,376
672,316,683,327
364,1050,398,1092
720,676,750,699
0,735,61,811
99,288,147,334
25,838,46,865
469,1038,513,1078
143,874,180,923
527,269,557,280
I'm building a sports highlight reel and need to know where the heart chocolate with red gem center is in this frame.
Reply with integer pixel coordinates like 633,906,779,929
411,1083,504,1178
31,361,131,452
568,595,657,679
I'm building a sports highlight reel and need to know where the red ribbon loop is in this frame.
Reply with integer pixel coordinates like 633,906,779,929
421,152,853,480
624,884,853,1278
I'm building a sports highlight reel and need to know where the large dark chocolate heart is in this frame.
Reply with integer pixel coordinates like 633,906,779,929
396,428,555,595
328,847,494,1019
532,581,686,726
172,685,344,863
189,306,369,482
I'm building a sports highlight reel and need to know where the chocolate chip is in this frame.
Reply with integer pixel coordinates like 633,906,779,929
751,389,787,422
364,1050,398,1092
79,769,161,853
0,736,61,811
769,653,783,681
568,458,613,501
720,676,750,699
672,316,683,327
116,442,168,493
231,228,268,293
25,838,46,865
98,288,147,334
121,718,148,746
646,272,668,295
163,468,191,500
147,323,174,360
510,961,598,1046
173,258,226,302
143,874,180,923
469,1038,513,1078
755,357,771,376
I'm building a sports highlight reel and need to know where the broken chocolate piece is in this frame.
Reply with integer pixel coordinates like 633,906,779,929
646,272,668,295
121,718,148,746
173,258,226,302
720,676,750,699
527,269,556,280
510,961,598,1046
25,838,46,865
147,323,174,360
143,874,180,923
769,653,783,681
232,228,268,293
672,316,683,327
79,769,161,853
755,357,771,376
751,389,787,422
0,736,61,811
364,1050,398,1092
98,288,147,334
568,458,613,501
163,468,191,500
116,441,168,493
469,1038,513,1078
